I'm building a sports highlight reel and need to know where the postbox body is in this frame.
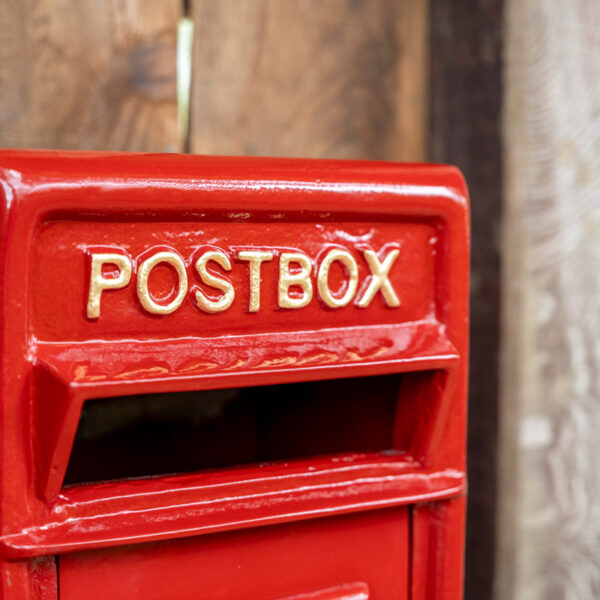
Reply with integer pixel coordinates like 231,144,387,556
0,151,469,599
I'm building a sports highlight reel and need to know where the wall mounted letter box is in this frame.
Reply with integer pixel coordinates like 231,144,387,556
0,151,469,599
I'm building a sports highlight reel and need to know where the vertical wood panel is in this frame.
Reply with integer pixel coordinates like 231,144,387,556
429,2,504,599
190,0,427,160
498,1,600,598
0,0,181,151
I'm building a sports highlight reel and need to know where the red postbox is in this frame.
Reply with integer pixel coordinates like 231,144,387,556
0,150,469,599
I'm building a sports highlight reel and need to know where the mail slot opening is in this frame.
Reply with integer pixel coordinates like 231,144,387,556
63,371,437,487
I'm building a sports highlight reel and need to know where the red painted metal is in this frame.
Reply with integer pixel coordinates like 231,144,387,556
59,509,408,600
0,150,469,599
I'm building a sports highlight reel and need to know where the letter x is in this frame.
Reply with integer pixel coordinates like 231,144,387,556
357,248,400,308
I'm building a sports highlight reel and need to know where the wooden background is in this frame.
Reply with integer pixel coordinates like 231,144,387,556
0,0,181,151
498,1,600,598
8,1,598,599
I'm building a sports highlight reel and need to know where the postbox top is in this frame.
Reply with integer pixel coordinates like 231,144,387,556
0,150,469,559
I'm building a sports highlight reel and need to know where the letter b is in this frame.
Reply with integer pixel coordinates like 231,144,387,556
278,252,313,309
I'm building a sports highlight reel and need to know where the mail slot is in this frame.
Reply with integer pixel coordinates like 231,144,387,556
0,150,469,599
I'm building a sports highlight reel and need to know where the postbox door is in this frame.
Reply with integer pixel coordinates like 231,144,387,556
58,507,409,600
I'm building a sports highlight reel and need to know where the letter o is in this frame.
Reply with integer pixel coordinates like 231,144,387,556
317,249,359,308
137,251,188,315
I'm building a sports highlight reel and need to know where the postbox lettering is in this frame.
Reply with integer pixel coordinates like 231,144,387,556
87,252,132,319
137,250,188,315
194,250,235,313
278,252,314,309
86,244,403,317
357,248,401,308
237,250,273,312
317,248,359,308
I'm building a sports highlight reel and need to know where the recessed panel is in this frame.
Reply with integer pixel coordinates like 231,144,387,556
31,220,437,341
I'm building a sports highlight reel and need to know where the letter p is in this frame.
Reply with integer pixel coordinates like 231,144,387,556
87,253,132,319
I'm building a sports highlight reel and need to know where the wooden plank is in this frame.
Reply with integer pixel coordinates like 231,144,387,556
429,2,504,599
498,1,600,598
190,0,427,160
0,0,181,151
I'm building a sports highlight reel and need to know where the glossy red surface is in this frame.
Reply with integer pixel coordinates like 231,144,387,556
0,150,469,599
59,508,409,600
32,220,435,340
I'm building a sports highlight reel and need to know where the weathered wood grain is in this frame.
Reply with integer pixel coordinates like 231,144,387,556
429,1,504,598
190,0,427,160
498,1,600,598
0,0,181,151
